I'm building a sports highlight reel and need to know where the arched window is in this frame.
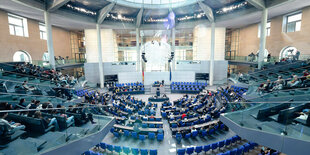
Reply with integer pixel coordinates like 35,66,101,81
13,50,32,63
279,46,298,60
42,52,49,61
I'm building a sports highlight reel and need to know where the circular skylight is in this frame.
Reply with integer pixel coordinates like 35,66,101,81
124,0,187,5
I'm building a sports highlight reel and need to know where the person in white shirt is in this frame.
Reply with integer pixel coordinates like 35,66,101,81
0,112,25,132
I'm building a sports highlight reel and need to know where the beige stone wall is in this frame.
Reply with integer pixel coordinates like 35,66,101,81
0,9,74,62
235,6,310,57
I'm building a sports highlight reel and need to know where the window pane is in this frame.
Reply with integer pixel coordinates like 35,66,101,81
8,16,23,26
266,22,271,28
288,13,302,22
295,21,301,31
15,26,24,36
287,22,296,32
42,32,47,40
9,25,15,35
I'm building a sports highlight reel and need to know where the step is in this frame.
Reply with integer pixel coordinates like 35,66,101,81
24,137,47,150
2,138,38,155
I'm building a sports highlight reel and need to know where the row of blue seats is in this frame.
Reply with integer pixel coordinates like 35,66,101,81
75,89,94,97
110,128,164,141
172,85,204,88
176,135,242,155
171,82,207,86
85,142,158,155
175,124,226,141
171,88,201,91
171,117,213,128
217,141,259,155
115,82,144,87
138,110,156,116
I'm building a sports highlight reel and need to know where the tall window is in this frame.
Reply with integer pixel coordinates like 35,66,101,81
286,12,302,32
39,23,47,40
8,13,28,37
258,21,271,38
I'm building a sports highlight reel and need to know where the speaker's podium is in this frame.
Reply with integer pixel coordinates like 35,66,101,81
148,88,169,102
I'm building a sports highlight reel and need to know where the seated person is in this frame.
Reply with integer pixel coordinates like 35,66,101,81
288,75,301,88
33,111,59,131
271,76,285,91
257,79,272,94
15,98,27,109
22,81,35,91
296,109,309,121
0,112,25,132
55,105,75,127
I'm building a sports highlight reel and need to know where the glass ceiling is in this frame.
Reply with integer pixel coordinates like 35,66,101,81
124,0,187,5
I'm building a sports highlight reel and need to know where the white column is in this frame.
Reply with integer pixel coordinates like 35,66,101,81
171,28,176,71
209,22,215,86
136,28,140,72
258,8,268,69
96,24,104,88
44,11,56,69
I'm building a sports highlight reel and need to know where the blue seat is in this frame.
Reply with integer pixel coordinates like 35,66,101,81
225,138,232,146
150,149,158,155
171,124,178,128
183,133,190,139
176,133,182,143
131,132,138,139
123,146,131,155
110,127,115,133
195,146,203,154
113,131,120,137
249,142,257,149
107,144,113,152
114,146,122,154
192,131,198,137
149,124,155,128
230,148,237,155
243,143,250,152
209,128,215,135
99,142,106,150
148,132,156,140
201,130,207,137
157,133,164,141
177,149,186,155
124,130,130,137
211,143,218,150
142,124,148,128
83,150,99,155
139,134,146,142
131,148,139,155
140,149,148,155
218,140,225,148
186,147,194,155
236,146,244,155
203,145,210,153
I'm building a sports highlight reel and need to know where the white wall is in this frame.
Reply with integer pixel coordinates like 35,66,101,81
84,29,116,63
193,25,226,60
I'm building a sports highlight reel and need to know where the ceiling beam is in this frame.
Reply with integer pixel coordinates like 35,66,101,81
136,8,144,28
11,0,45,11
246,0,265,10
97,2,115,24
198,1,214,23
48,0,70,12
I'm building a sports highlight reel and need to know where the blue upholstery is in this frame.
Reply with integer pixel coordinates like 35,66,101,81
107,144,113,152
131,148,139,155
192,131,198,137
114,146,122,154
110,127,115,133
230,148,237,155
148,132,156,140
139,134,146,142
218,140,225,148
236,146,244,155
150,149,158,155
142,124,148,128
201,130,207,137
140,149,148,155
211,143,218,150
176,133,182,143
243,143,250,152
113,131,120,137
195,146,203,154
131,132,138,139
157,133,164,141
203,145,210,152
185,133,191,139
186,147,194,155
123,147,131,155
99,142,106,149
177,149,186,155
149,124,155,128
225,138,232,146
124,130,130,137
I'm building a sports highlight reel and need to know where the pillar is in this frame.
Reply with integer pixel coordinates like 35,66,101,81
258,8,268,69
209,22,215,86
171,28,176,71
96,24,104,88
136,28,140,72
44,11,56,69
